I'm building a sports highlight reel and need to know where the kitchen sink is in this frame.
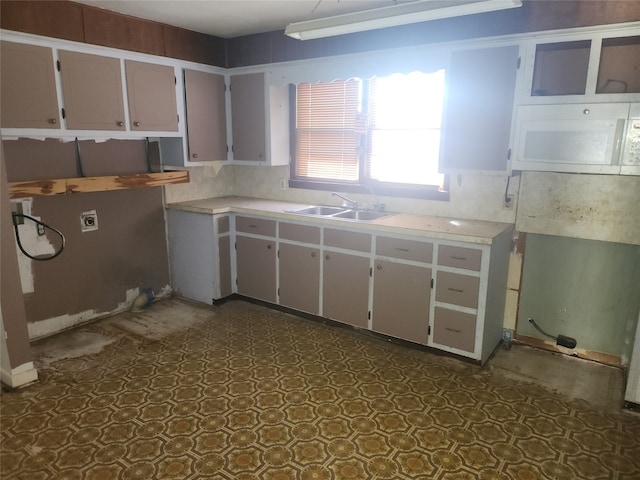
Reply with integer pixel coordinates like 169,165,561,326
288,206,347,216
287,205,392,222
333,210,390,221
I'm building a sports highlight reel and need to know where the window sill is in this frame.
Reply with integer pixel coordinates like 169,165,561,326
288,179,450,201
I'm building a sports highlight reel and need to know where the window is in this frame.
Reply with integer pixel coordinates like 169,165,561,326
291,71,448,199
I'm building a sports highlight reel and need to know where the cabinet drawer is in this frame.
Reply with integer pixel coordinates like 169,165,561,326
279,222,321,244
324,228,371,253
217,216,230,234
436,272,479,309
236,216,276,236
438,245,482,271
376,236,433,263
433,307,476,353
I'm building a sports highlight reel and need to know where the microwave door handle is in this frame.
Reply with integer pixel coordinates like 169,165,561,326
611,118,626,166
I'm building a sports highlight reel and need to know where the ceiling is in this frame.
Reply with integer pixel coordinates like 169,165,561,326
74,0,412,38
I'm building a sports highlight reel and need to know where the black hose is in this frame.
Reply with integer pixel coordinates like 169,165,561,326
12,213,65,261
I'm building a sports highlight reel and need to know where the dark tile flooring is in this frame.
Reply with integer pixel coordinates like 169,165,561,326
1,298,639,479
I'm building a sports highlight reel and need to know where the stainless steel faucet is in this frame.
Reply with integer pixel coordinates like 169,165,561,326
331,192,358,210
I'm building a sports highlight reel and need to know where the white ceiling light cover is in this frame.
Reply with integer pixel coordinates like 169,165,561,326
285,0,523,40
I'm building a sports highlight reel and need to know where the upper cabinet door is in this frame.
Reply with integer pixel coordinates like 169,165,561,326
440,45,519,172
183,69,227,162
1,41,60,129
58,50,126,130
125,60,178,132
230,72,267,161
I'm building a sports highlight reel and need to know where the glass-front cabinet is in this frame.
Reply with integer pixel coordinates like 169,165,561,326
512,26,640,175
522,30,640,103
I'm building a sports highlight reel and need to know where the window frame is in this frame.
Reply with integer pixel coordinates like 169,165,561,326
289,80,450,201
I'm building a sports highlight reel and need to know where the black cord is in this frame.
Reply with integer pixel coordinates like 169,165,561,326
12,213,65,261
528,318,556,340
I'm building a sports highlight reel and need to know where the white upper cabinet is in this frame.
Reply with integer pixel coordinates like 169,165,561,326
521,30,640,104
440,45,519,172
512,27,640,175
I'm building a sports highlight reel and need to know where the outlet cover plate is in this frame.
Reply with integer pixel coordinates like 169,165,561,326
80,210,98,232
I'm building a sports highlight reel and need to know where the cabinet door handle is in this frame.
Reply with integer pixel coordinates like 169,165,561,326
445,327,462,334
116,121,124,127
133,121,141,127
451,256,466,261
376,264,382,270
311,252,316,258
267,244,272,249
325,255,330,260
48,118,57,125
395,248,409,252
448,287,464,293
192,153,198,159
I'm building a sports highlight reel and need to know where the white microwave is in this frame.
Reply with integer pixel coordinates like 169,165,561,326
511,102,639,175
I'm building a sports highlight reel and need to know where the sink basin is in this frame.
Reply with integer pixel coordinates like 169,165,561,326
333,210,390,221
289,206,347,216
287,205,392,222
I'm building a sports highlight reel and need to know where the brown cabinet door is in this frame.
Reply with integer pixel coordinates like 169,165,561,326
236,235,276,303
125,60,178,132
1,41,60,128
184,69,227,161
433,307,477,353
58,50,126,130
435,271,480,309
323,252,369,328
231,72,266,161
279,243,320,314
372,260,431,345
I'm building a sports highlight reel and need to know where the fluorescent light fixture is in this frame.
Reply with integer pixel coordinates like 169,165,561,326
285,0,522,40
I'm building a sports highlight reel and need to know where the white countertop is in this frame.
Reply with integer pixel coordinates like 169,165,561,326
166,196,513,245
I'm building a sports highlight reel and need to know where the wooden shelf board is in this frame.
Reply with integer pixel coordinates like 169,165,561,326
9,171,189,198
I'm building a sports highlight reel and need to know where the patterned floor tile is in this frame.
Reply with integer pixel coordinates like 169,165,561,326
1,297,639,479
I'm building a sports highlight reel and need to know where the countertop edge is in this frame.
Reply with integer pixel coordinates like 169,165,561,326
166,197,514,245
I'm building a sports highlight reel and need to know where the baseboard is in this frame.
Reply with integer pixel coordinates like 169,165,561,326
0,361,38,389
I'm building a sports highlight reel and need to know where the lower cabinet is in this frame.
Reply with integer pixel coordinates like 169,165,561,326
167,209,230,304
372,260,431,345
279,243,320,314
167,209,512,364
322,251,370,328
433,307,477,353
236,235,277,303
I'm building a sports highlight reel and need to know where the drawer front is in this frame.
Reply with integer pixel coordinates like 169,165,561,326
433,307,476,353
279,222,321,244
217,215,230,234
376,236,433,263
236,216,276,236
436,271,479,309
438,245,482,271
324,228,371,253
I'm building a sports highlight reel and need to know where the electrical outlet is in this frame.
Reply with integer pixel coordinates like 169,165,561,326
12,201,24,225
279,178,288,190
80,210,98,232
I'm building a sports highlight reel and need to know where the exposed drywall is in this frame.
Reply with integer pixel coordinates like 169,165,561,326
517,172,640,245
4,139,171,338
517,234,640,364
20,188,170,325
